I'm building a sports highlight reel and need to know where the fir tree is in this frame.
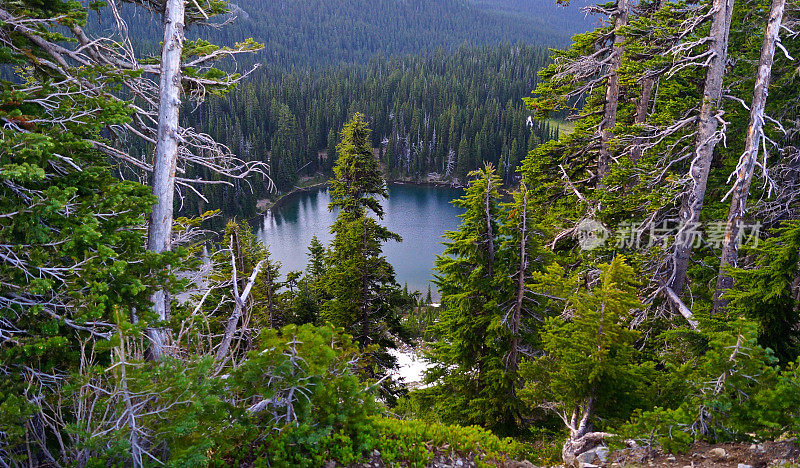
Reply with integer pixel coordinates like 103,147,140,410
726,221,800,364
329,113,387,217
424,164,519,433
520,256,651,464
321,114,407,371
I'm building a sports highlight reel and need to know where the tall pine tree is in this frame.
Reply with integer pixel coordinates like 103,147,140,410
321,114,407,372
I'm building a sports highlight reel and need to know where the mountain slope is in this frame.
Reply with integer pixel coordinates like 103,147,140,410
115,0,591,68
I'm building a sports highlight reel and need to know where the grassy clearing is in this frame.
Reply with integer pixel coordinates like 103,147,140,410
546,119,575,136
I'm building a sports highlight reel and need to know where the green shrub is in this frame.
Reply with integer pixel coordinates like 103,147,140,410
370,418,529,467
215,324,379,466
618,320,800,452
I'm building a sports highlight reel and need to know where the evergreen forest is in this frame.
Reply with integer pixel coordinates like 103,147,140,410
3,0,800,466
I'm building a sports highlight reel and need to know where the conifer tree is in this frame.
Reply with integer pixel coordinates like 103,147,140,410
424,164,520,433
497,183,550,373
192,220,283,364
321,114,406,368
0,0,194,461
306,235,327,279
520,256,651,465
726,222,800,364
713,0,788,312
287,237,328,325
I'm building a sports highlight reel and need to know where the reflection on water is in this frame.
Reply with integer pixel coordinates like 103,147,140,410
255,183,465,297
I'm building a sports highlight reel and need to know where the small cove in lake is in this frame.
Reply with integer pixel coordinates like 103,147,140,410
254,183,465,298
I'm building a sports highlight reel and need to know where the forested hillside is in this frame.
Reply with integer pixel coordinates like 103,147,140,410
104,0,589,68
5,0,800,466
173,44,558,215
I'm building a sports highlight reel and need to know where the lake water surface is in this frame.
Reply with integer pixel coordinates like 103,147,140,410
255,183,465,297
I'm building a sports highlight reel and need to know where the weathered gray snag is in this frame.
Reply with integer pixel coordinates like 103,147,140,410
146,0,186,360
663,285,700,330
669,0,736,295
216,235,265,363
713,0,786,314
628,75,656,168
485,169,496,276
556,395,614,467
507,185,529,372
598,0,629,185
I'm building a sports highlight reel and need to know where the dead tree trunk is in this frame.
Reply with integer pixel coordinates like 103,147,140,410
508,185,529,372
559,396,614,467
630,0,665,166
713,0,786,313
145,0,186,360
215,235,264,363
598,0,629,185
485,169,496,277
669,0,736,295
631,76,660,169
629,75,657,169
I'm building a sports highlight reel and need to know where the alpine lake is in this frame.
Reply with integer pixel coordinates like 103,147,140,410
255,183,466,299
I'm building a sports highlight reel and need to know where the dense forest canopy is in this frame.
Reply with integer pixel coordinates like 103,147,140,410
171,44,559,216
103,0,591,68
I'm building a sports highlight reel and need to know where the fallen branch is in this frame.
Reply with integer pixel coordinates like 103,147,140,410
662,286,700,330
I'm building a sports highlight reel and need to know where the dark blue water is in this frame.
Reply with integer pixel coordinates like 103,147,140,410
255,183,465,296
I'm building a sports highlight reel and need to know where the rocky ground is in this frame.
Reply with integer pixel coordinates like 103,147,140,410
343,440,800,468
604,440,800,468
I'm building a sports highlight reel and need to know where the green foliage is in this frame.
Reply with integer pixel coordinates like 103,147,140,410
216,324,381,467
402,304,440,342
112,0,587,69
618,320,791,451
320,115,410,370
175,44,558,211
520,256,653,433
727,221,800,364
0,2,187,462
369,418,529,467
175,219,285,359
329,113,387,217
425,164,523,434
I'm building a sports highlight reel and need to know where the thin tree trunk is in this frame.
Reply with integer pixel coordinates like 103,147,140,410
508,185,528,372
669,0,736,295
485,171,495,276
265,259,275,328
598,0,629,185
630,75,658,165
216,236,265,363
146,0,186,360
713,0,786,313
792,259,800,313
629,0,668,173
116,327,143,468
361,219,370,346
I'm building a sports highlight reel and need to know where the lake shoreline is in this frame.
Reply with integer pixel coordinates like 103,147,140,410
257,177,466,213
255,182,466,298
256,178,329,213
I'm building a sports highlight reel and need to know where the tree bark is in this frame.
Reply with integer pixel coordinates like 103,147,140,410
361,218,370,346
630,71,659,165
663,286,700,330
485,170,496,276
669,0,736,295
598,0,629,185
508,185,528,372
216,236,264,363
145,0,186,360
713,0,786,314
